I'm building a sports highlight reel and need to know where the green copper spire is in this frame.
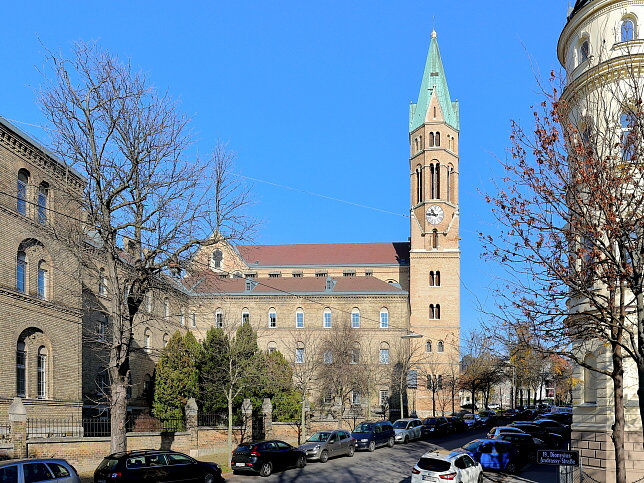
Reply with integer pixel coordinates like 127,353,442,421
409,31,459,132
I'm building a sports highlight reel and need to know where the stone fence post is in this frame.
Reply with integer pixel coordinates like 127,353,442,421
241,399,252,442
185,398,198,457
9,397,27,459
262,398,272,439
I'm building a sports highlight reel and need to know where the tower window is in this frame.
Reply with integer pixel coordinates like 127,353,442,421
430,163,440,199
432,229,439,249
429,271,441,287
435,131,441,147
580,40,590,64
212,249,223,269
429,304,441,320
428,132,435,147
416,165,423,204
621,111,637,162
622,18,635,42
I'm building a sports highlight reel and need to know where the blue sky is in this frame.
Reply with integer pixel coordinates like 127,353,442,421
2,0,570,337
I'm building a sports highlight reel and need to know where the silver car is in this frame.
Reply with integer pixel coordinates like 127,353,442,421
0,458,80,482
298,429,356,462
393,418,423,443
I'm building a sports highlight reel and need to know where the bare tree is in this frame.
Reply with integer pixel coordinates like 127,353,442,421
40,42,253,452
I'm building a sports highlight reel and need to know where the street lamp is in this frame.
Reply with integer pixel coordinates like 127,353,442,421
400,332,423,418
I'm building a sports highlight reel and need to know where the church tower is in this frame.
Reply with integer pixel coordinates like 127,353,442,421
408,31,460,416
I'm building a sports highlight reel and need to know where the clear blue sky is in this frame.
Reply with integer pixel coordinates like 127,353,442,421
2,0,570,337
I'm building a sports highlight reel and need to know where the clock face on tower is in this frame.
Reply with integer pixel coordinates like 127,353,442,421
426,205,444,225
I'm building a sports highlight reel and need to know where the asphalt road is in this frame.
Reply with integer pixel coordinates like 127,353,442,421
224,429,559,483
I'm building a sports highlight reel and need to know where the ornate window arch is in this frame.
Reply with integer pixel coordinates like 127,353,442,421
621,16,637,42
267,341,278,354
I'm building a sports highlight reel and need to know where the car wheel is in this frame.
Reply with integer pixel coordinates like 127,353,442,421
404,435,409,444
259,461,273,477
319,450,329,463
296,455,306,468
204,473,216,483
368,441,376,452
348,445,355,457
387,437,395,448
477,473,483,483
505,462,517,474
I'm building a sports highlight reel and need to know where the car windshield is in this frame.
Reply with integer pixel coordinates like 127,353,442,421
393,421,409,429
307,432,331,442
354,423,374,433
463,441,482,452
96,458,119,471
463,414,474,420
424,418,438,424
417,457,451,472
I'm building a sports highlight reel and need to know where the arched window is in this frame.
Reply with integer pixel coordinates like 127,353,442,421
380,308,389,328
432,230,439,249
16,250,27,293
163,333,169,347
267,341,278,354
144,328,151,353
242,308,250,325
295,308,304,328
419,135,423,149
180,307,185,326
164,298,170,320
16,341,26,397
426,341,433,353
37,260,48,300
580,39,590,64
429,271,435,287
428,132,435,147
430,304,441,320
437,375,443,389
622,18,635,42
37,182,49,225
584,353,597,404
190,313,196,328
351,343,361,364
215,308,223,328
323,308,332,328
414,138,419,152
416,165,423,203
17,169,29,216
37,346,47,399
437,340,444,352
433,106,437,119
447,165,454,203
379,342,390,364
99,268,107,296
268,308,277,328
351,308,361,328
212,249,223,269
435,131,441,147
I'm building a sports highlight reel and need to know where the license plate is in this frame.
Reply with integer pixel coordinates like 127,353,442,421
422,477,437,482
235,462,245,467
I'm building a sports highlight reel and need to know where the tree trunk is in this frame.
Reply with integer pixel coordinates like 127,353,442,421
110,371,128,453
636,291,644,448
227,389,233,457
432,389,436,417
300,394,306,445
400,379,405,419
612,342,626,483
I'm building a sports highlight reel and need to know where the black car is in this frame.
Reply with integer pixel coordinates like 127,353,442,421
532,419,571,439
510,422,564,448
421,417,451,437
446,416,468,432
231,440,306,477
502,408,520,420
94,450,222,483
493,432,545,462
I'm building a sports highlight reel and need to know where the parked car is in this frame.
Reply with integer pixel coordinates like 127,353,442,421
1,458,80,483
94,450,223,483
421,416,451,438
532,419,571,439
351,420,395,451
493,432,545,462
502,408,520,420
487,403,501,410
544,411,572,426
231,440,306,477
393,418,424,443
510,422,564,448
411,450,483,483
461,439,520,473
298,429,356,462
446,416,468,432
487,426,527,439
462,413,483,430
478,410,498,427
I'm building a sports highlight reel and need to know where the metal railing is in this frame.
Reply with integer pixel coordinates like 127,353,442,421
198,413,227,427
26,416,186,439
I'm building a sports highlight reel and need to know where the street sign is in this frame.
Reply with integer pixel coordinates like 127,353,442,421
538,450,579,466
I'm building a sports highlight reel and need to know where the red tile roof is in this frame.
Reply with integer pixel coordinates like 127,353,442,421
237,242,410,267
182,272,406,295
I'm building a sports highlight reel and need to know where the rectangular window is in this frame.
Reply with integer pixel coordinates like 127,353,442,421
323,391,333,404
315,271,328,278
295,347,305,364
242,312,250,325
365,270,373,277
323,350,333,364
17,255,26,293
296,312,304,328
351,312,360,328
17,177,27,215
16,347,25,397
292,271,303,278
343,270,356,277
351,348,360,364
380,312,389,328
37,189,47,224
268,272,281,278
190,313,196,328
352,391,361,405
180,308,185,326
215,312,223,328
37,354,46,399
37,267,47,300
323,312,332,328
269,312,277,328
407,370,418,389
97,318,107,342
379,349,389,365
379,390,389,407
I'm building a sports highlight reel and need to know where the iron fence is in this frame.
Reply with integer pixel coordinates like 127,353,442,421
26,416,186,439
198,413,227,427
